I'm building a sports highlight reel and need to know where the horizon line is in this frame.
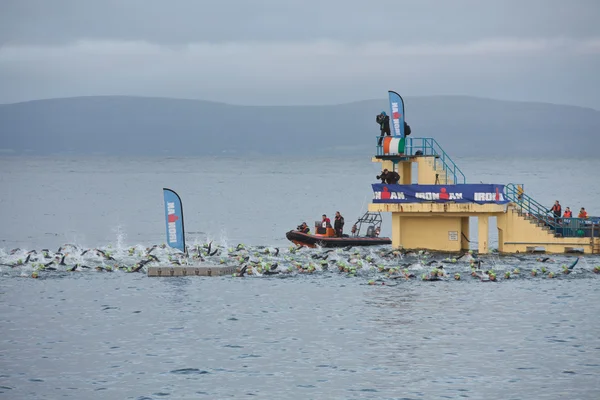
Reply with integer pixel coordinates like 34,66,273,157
1,94,598,112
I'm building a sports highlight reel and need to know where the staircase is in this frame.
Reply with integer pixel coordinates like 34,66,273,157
507,203,561,237
406,137,466,184
505,183,599,252
423,156,454,185
504,183,562,236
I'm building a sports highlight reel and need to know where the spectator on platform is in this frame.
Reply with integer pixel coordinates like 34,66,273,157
550,200,562,219
377,169,389,183
517,185,524,201
578,208,588,219
376,111,391,146
376,169,400,184
563,207,572,218
386,170,400,184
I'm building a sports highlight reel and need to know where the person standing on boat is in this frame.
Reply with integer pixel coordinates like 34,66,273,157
376,111,390,145
321,214,332,228
334,212,345,237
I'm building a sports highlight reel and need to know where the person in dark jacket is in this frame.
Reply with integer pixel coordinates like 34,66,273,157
334,211,345,237
404,121,411,136
385,170,400,184
377,169,389,183
376,169,400,184
376,111,390,145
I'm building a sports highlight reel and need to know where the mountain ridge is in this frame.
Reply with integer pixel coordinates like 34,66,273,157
1,95,598,157
3,94,599,112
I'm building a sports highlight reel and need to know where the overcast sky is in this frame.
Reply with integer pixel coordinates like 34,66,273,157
1,0,599,108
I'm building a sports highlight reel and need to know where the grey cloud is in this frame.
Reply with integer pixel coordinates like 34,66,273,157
1,39,599,108
1,0,599,108
1,0,600,45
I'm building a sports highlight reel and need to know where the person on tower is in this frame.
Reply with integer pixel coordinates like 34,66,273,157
376,111,390,146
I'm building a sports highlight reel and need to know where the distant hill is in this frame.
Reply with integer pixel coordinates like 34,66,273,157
0,95,598,156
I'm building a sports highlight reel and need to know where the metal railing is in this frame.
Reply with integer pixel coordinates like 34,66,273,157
555,218,600,238
375,136,466,184
504,183,600,238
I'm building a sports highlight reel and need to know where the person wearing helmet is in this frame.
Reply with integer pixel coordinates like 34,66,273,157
376,111,390,145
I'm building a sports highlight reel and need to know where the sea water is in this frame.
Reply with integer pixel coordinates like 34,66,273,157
1,155,599,399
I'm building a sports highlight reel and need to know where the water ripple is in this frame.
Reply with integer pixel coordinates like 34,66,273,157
1,269,599,399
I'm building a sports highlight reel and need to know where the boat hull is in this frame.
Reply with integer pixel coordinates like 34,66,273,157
286,230,391,248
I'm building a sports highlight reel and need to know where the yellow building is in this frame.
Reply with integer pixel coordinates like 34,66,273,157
369,137,600,255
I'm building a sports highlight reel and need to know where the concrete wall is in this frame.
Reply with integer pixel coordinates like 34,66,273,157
369,203,506,214
392,213,463,252
461,217,470,250
370,203,596,254
415,157,452,185
400,162,412,184
416,157,441,184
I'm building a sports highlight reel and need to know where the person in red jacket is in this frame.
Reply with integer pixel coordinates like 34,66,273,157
578,208,588,219
563,207,572,218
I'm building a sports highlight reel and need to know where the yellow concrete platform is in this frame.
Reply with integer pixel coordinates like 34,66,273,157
370,146,598,254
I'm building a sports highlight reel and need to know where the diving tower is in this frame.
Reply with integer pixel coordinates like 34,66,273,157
369,134,599,255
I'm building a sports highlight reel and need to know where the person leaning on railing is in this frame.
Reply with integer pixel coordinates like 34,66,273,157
549,200,562,219
376,169,400,184
578,208,588,219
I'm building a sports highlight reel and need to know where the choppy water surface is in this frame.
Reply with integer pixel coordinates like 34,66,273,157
1,155,600,399
2,268,600,399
